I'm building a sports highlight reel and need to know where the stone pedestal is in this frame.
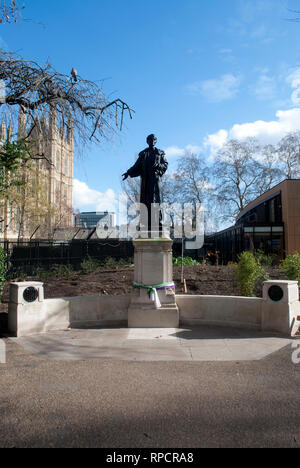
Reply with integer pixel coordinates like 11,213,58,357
262,280,300,336
128,237,179,328
8,282,45,337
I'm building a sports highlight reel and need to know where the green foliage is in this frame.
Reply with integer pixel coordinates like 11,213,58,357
51,264,74,279
111,257,133,267
0,247,7,301
0,139,32,196
103,257,117,268
36,267,54,282
101,257,133,269
80,256,100,274
7,267,27,282
173,256,201,266
236,251,268,297
80,256,134,273
255,249,277,267
281,252,300,283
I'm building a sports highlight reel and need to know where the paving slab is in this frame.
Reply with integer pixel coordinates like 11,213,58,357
10,326,292,362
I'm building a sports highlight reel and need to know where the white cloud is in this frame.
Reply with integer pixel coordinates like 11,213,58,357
165,145,202,158
218,49,236,64
287,68,300,105
251,71,276,101
238,0,277,24
226,1,283,44
204,130,228,151
204,108,300,152
164,146,186,158
185,144,202,154
0,80,6,104
186,74,242,102
73,179,117,212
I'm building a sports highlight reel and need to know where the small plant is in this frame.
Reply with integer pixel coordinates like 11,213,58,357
80,256,100,274
281,252,300,283
236,251,268,297
115,257,133,267
7,266,27,282
36,267,53,282
255,249,277,267
173,257,201,266
103,257,117,269
0,247,7,301
51,264,74,279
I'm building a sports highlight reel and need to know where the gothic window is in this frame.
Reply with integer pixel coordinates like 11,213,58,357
63,185,67,203
56,181,60,204
64,157,68,176
54,181,58,204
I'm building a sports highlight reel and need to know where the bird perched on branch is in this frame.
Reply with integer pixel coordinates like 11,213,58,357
71,68,78,82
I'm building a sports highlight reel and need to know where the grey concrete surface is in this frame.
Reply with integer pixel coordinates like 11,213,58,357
10,327,292,361
0,331,299,448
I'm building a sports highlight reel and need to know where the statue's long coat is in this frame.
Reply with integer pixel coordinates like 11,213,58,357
127,147,168,209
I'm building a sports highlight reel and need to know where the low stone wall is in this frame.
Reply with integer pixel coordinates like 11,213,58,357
68,295,130,329
8,283,130,337
177,295,262,330
7,280,300,337
177,281,300,335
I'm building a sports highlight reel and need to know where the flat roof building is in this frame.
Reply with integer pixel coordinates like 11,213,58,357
74,212,116,229
206,179,300,263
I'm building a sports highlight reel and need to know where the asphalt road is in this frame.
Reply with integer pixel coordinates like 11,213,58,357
0,337,299,448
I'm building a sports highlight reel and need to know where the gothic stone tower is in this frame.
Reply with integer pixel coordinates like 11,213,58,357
0,107,74,240
43,106,74,235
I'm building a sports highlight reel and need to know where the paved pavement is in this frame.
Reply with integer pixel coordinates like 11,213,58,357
10,327,292,361
0,327,299,448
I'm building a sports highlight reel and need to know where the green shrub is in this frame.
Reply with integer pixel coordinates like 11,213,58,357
51,264,73,279
115,257,133,267
103,257,117,268
255,249,277,267
15,269,27,282
281,252,300,283
36,267,53,282
0,247,7,301
236,251,268,297
173,257,201,266
80,256,100,274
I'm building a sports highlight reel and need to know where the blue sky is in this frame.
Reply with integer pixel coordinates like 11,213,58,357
2,0,300,213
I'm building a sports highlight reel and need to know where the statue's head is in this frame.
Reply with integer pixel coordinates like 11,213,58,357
146,134,157,147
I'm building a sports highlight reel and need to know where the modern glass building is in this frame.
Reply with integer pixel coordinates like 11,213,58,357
205,179,300,264
74,212,116,229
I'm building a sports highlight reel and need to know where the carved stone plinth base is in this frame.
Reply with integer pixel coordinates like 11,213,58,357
128,238,179,328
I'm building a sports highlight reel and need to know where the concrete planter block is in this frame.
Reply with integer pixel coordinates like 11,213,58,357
263,280,299,304
262,281,300,336
8,282,45,337
9,281,44,305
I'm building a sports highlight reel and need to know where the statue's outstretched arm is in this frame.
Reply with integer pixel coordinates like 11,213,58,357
125,154,143,179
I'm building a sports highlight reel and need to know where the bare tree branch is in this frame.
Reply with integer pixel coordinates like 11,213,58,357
286,8,300,22
0,0,25,24
0,50,134,149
